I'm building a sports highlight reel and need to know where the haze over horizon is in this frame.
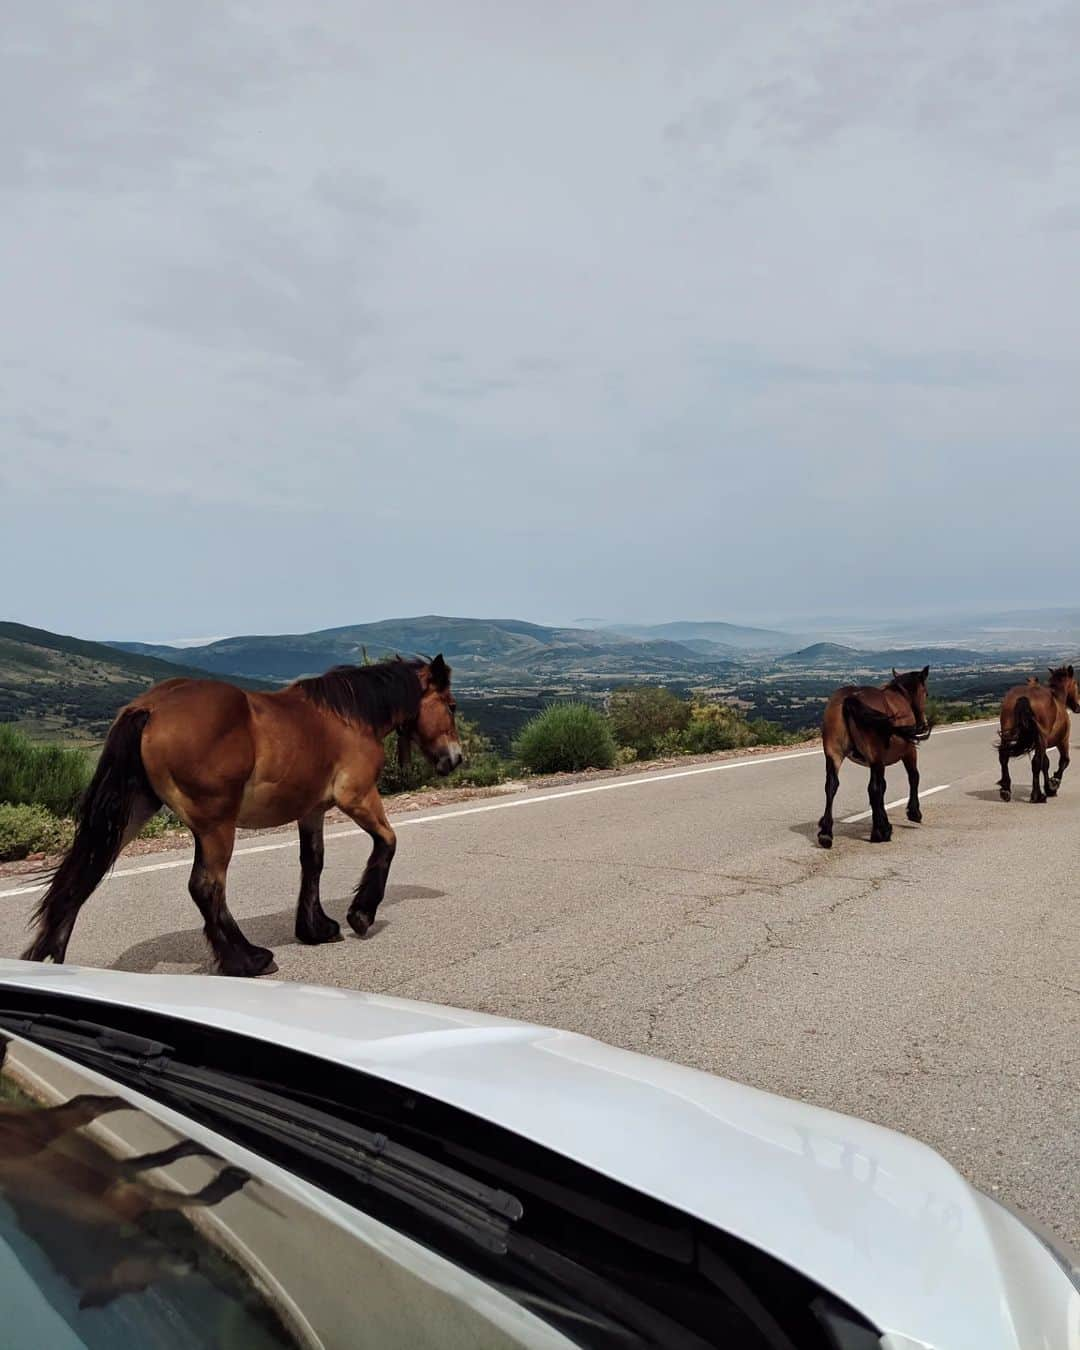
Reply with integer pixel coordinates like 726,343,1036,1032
3,2,1079,640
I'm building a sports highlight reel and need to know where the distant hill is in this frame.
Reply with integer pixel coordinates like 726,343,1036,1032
109,615,738,685
773,642,860,664
772,642,1021,670
606,620,801,652
0,622,268,741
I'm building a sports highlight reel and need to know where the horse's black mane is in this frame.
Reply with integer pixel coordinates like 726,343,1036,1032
1048,664,1072,685
296,658,423,731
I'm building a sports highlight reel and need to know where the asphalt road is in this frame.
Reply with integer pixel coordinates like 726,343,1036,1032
1,719,1077,1246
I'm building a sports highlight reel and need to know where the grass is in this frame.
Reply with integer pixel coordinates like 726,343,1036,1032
0,724,91,816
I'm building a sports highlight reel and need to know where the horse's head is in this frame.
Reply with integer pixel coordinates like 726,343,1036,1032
413,654,463,775
892,664,931,734
1049,664,1079,713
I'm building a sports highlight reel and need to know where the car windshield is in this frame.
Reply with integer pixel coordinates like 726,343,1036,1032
0,1032,570,1350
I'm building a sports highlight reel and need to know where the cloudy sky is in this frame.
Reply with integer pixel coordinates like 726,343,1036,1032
2,1,1078,640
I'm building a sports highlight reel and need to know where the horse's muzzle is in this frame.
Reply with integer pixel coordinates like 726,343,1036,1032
435,746,463,776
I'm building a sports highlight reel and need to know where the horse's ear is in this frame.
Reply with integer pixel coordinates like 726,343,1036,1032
892,667,898,679
920,665,930,682
429,654,451,690
1069,665,1075,677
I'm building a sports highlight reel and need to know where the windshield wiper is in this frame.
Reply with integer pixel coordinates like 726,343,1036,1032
0,1010,523,1253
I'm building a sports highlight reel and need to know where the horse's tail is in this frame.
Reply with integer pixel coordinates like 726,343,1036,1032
999,695,1040,760
842,695,922,749
23,708,158,962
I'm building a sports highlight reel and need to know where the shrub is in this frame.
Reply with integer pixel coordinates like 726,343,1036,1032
746,718,802,746
681,700,755,754
0,803,73,862
607,686,690,759
0,724,91,816
513,703,616,774
138,808,185,838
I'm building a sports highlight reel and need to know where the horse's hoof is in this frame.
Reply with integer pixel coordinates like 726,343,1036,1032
869,831,891,844
296,918,343,945
1032,794,1046,804
907,810,922,823
221,946,277,978
1046,786,1058,798
347,909,372,938
818,832,833,849
999,789,1011,802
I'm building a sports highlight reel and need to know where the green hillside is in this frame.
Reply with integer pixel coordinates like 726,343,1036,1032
0,622,268,743
109,615,735,685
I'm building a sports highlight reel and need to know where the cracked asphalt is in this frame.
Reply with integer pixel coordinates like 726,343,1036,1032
1,719,1077,1245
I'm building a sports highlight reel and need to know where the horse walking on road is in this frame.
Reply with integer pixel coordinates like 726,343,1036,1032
23,656,462,976
817,667,931,848
997,665,1078,803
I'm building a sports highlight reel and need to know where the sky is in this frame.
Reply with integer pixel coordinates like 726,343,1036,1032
2,1,1079,641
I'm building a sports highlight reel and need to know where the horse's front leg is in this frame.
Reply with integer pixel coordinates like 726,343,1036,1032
294,810,342,945
902,746,922,822
868,764,891,842
339,788,397,938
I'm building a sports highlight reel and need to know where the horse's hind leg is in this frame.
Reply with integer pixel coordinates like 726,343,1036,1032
903,747,922,822
817,753,841,849
1030,741,1048,803
188,825,276,977
868,765,892,842
998,742,1012,801
294,810,342,945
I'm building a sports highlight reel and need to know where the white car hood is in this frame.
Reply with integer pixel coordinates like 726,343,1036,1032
0,960,1074,1350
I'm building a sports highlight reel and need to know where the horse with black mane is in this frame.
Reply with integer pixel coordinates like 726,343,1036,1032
817,666,931,849
997,664,1078,803
22,656,462,976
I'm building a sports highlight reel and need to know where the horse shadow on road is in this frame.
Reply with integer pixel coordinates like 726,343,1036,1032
109,884,447,974
966,787,1039,803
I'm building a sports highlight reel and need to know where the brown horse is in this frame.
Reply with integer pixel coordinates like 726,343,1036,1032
817,667,931,848
997,664,1078,803
23,656,462,976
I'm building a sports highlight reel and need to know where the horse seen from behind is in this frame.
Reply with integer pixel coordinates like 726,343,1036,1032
23,656,462,977
817,667,931,849
997,664,1078,803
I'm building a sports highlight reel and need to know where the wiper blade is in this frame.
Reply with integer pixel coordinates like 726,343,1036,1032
155,1062,524,1252
0,1010,522,1253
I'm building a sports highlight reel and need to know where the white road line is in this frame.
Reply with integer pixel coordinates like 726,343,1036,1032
0,719,997,901
842,782,951,824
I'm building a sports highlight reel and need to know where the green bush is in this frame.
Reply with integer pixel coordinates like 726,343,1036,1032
0,803,73,862
607,686,690,759
0,724,91,816
514,703,616,774
681,700,754,753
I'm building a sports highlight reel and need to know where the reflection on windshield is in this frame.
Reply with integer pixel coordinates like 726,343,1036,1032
0,1036,297,1348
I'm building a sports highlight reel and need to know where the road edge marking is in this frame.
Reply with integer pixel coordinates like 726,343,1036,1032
842,782,951,824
